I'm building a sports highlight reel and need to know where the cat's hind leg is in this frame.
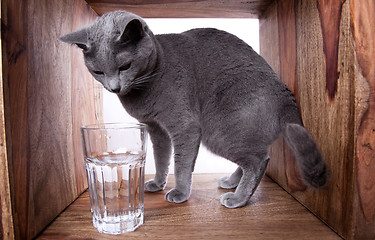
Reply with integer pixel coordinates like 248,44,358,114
218,167,243,189
220,156,269,208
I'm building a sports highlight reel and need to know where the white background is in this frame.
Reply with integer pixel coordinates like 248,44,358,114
103,19,259,174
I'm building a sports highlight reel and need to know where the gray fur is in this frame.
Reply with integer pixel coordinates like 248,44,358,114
59,11,328,208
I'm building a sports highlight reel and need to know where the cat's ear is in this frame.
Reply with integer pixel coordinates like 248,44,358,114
119,19,144,43
58,28,90,51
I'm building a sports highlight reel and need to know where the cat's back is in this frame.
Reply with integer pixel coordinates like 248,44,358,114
177,28,282,94
156,28,257,61
155,28,290,108
183,28,252,51
156,27,276,81
175,28,277,83
182,28,259,62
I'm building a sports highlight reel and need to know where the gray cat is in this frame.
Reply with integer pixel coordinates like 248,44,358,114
59,11,327,208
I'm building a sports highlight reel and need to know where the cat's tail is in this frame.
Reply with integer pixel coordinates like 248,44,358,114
283,123,328,188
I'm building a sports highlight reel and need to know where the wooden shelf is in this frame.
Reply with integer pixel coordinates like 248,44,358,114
36,174,340,239
85,0,275,18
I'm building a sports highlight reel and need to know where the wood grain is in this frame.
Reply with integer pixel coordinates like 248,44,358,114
37,174,340,240
260,0,375,239
350,0,375,237
26,1,81,238
85,0,274,18
2,0,100,239
317,0,345,100
295,1,355,237
2,0,30,238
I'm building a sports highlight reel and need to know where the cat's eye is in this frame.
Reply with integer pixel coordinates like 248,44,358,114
93,70,104,75
119,63,131,72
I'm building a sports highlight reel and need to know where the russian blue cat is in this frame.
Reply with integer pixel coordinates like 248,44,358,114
59,11,327,208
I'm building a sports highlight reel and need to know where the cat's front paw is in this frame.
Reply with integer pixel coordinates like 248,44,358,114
165,188,190,203
145,179,166,192
218,176,239,189
220,192,247,208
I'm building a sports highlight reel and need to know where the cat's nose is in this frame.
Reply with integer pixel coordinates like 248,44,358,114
111,86,121,93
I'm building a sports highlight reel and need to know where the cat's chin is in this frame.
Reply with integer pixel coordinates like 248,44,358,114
116,88,131,96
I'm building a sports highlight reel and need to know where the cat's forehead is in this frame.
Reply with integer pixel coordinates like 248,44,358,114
92,11,142,34
82,11,150,63
87,11,144,47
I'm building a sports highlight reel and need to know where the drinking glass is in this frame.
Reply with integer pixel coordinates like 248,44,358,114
81,123,148,234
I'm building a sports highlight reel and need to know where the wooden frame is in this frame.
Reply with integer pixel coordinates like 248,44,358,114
1,0,374,239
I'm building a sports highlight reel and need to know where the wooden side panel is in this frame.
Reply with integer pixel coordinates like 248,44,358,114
0,1,15,238
26,1,77,238
27,1,99,238
2,0,99,239
261,0,375,239
295,0,355,237
2,0,30,238
350,0,375,238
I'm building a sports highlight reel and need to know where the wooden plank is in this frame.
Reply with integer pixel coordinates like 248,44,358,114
351,0,375,238
26,1,77,238
37,174,340,240
2,0,100,238
26,0,100,238
295,1,355,237
260,0,365,239
0,1,15,238
2,0,30,238
85,0,274,18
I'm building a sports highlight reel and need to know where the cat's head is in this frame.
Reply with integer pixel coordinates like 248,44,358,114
59,11,158,95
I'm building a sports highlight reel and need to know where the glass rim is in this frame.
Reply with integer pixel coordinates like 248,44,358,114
81,122,147,131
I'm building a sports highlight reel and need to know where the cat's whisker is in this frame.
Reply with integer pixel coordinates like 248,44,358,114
130,71,161,89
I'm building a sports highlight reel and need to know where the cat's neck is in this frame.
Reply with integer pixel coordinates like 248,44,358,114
119,36,164,98
152,36,166,78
